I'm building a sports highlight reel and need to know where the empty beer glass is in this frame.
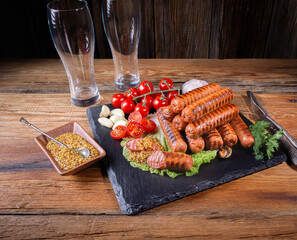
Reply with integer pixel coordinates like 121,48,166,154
47,0,100,107
102,0,141,90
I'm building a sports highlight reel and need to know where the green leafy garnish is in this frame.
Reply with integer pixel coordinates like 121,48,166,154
121,133,217,178
249,121,283,160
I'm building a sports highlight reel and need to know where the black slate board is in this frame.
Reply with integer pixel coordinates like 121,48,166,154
87,104,287,215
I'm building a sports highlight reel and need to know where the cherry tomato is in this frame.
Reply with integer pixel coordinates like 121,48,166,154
128,110,143,123
138,81,154,95
134,103,150,118
159,78,173,90
121,99,135,114
111,93,125,108
141,95,154,110
140,119,157,133
110,125,127,139
167,91,179,103
127,122,144,138
153,95,169,110
125,87,140,100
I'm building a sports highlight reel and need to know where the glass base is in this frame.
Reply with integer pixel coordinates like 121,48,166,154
115,74,140,91
71,92,100,107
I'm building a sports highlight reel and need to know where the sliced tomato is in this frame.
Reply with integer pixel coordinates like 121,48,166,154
127,122,144,138
140,119,157,133
110,125,127,139
128,110,143,123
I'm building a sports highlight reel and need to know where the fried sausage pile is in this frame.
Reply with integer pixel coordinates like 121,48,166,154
156,83,254,154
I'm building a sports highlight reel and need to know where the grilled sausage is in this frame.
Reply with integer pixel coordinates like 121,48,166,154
172,114,188,131
203,129,224,150
147,150,193,172
230,116,254,148
185,104,239,139
181,88,234,123
156,108,187,152
163,105,176,122
170,83,222,113
187,136,205,153
217,123,238,147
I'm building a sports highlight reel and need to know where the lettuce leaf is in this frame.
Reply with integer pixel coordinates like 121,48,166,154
121,132,217,178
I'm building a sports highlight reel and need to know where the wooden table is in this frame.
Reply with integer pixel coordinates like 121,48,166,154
0,59,296,239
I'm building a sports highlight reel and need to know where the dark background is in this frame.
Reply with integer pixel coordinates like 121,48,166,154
1,0,297,59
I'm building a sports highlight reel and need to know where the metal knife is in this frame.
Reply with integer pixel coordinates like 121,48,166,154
247,91,297,170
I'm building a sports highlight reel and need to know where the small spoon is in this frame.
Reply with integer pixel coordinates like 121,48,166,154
20,117,90,158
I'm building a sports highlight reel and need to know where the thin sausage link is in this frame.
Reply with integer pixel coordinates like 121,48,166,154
185,104,239,139
203,129,224,150
182,88,234,123
172,114,188,131
162,105,176,122
187,136,205,153
230,116,254,148
156,108,187,152
170,83,222,113
217,123,238,147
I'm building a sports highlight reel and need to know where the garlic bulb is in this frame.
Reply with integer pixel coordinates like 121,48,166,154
182,79,209,94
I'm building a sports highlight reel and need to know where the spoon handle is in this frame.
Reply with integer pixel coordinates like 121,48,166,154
20,117,69,149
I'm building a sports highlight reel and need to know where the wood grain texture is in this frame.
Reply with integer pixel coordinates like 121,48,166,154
0,59,296,239
1,59,297,94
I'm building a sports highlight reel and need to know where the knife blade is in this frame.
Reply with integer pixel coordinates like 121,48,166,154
247,91,297,170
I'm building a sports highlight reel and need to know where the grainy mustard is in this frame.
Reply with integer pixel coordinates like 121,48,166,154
46,132,99,171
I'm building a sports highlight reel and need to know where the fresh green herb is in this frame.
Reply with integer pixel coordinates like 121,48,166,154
121,133,217,178
249,121,283,160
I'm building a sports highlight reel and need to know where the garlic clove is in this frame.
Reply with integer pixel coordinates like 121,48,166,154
99,105,110,118
109,115,125,124
110,108,125,117
112,120,128,130
98,117,113,128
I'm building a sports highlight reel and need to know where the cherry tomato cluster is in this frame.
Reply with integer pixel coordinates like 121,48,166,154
110,111,157,139
111,78,179,115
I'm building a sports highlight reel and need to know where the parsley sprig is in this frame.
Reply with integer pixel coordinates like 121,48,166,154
249,121,283,160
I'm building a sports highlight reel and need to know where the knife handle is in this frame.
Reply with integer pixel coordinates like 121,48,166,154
280,136,297,171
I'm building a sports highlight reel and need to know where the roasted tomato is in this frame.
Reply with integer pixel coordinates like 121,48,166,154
127,122,144,138
167,91,178,103
138,81,154,95
121,99,135,114
159,78,173,90
125,87,140,100
135,103,150,118
128,110,143,123
140,119,157,133
111,93,125,108
110,125,127,139
141,95,154,110
153,95,169,110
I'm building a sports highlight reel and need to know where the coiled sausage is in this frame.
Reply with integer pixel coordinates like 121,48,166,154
187,136,205,153
147,150,193,172
181,88,234,123
170,83,222,113
185,104,239,139
230,116,254,148
172,114,188,131
156,108,187,152
203,129,224,150
217,123,238,147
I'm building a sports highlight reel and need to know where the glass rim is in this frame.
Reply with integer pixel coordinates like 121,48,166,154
47,0,88,12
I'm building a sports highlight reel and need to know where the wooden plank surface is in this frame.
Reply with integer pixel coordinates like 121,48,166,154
0,59,296,239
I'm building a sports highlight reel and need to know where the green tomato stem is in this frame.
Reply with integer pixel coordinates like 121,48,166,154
133,88,180,101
